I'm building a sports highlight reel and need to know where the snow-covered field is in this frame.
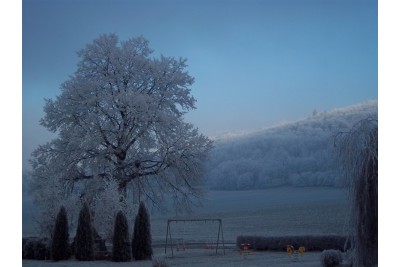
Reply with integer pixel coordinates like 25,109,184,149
151,187,350,244
23,249,324,267
23,186,349,266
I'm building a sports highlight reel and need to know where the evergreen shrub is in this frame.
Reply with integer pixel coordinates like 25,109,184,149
51,206,70,261
132,202,152,260
112,211,131,262
74,202,94,261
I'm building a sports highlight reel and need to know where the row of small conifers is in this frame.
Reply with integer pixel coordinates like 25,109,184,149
23,201,152,262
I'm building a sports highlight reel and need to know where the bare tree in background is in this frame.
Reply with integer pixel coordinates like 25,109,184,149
335,117,378,267
30,33,213,237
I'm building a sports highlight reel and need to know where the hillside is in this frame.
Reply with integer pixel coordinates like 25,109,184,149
205,100,377,190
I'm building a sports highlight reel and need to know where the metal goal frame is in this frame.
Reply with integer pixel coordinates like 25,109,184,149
164,218,225,257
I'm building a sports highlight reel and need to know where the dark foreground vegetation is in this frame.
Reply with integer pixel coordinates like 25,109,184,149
23,201,152,262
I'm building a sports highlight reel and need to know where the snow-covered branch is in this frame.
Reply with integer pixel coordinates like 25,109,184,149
30,34,212,238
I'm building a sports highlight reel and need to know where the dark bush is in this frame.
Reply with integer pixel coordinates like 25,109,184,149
51,206,70,261
23,238,35,259
94,251,112,261
112,211,131,262
34,240,49,260
22,238,50,260
132,202,153,260
321,249,343,267
22,238,28,250
74,202,94,261
236,235,348,252
71,227,108,260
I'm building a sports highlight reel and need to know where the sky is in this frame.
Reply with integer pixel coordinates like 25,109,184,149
22,0,377,170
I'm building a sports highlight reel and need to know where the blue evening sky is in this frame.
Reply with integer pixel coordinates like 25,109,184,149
22,0,377,169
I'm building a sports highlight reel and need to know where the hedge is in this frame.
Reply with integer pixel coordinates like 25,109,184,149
236,235,349,252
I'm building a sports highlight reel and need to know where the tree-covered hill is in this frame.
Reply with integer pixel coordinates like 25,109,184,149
206,100,377,190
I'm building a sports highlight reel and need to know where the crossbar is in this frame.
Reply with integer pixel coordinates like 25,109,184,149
164,218,225,257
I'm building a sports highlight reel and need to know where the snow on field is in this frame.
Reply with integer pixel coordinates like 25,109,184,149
23,187,349,266
23,248,323,267
150,187,350,244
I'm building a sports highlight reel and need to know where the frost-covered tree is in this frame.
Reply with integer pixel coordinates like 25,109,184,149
51,206,69,261
206,101,377,190
132,202,152,260
335,117,378,267
74,202,94,261
30,33,213,236
92,178,135,241
112,211,131,262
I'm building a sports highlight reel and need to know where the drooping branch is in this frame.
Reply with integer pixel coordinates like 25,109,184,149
334,117,378,267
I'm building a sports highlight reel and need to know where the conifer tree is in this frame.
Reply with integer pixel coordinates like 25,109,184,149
112,211,131,262
132,202,152,260
74,202,94,261
51,206,69,261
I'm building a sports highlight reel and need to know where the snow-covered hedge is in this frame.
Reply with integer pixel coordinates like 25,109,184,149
236,235,348,252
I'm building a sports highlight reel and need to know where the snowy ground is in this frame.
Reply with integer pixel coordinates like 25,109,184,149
151,187,350,244
23,187,349,266
23,248,323,267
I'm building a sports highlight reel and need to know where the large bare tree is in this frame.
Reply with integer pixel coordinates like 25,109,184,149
30,33,213,237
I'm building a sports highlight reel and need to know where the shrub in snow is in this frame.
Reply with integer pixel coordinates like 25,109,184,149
23,239,35,259
74,202,94,261
132,202,152,260
23,238,50,260
51,206,70,261
22,238,28,258
112,211,131,262
320,249,343,267
33,239,49,260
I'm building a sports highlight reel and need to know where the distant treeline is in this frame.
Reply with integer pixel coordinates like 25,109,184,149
206,101,377,190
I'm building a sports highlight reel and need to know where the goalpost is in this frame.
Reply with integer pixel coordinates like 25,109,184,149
164,218,226,257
